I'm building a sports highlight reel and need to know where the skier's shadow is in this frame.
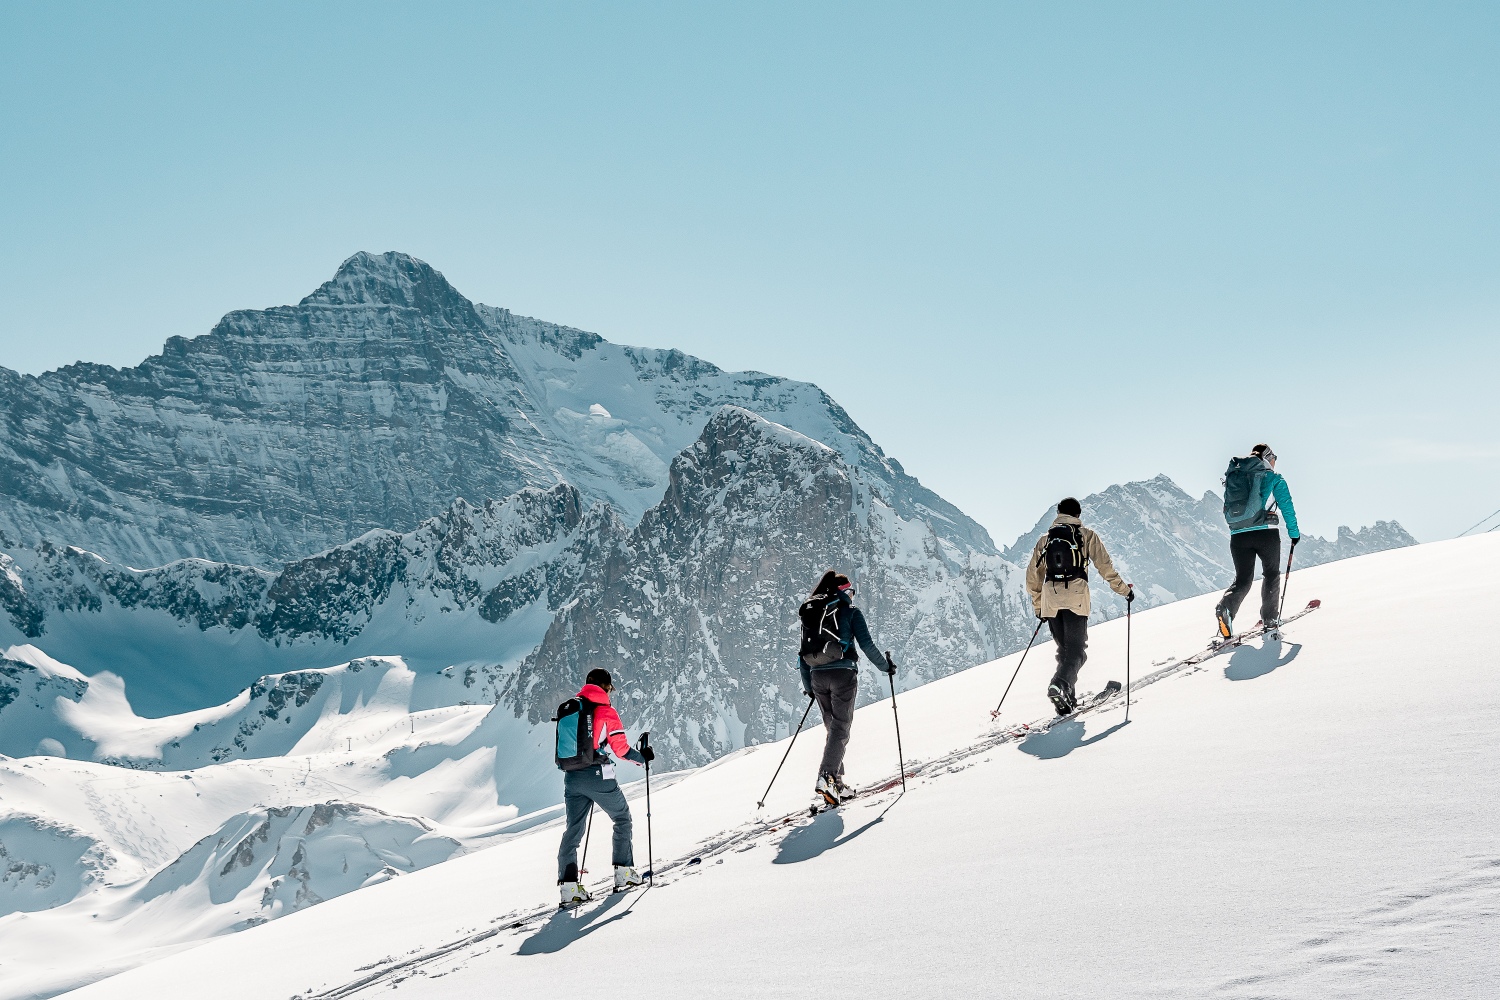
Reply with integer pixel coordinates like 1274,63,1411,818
516,890,634,955
772,797,898,865
1018,720,1129,761
1225,639,1302,682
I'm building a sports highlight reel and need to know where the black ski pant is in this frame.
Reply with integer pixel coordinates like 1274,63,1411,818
1219,529,1282,625
810,666,858,779
1046,609,1088,693
557,766,633,882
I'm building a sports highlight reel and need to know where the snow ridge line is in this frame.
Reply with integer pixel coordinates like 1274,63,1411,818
296,608,1320,999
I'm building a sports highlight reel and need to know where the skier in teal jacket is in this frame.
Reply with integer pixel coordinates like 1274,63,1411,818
1216,443,1300,637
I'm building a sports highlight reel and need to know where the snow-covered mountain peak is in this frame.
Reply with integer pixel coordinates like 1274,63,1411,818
299,250,478,318
0,251,993,567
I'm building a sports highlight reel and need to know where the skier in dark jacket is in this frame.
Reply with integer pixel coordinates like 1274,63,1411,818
798,571,895,807
1215,444,1300,638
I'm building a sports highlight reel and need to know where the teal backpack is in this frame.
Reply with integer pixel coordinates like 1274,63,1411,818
1222,457,1278,531
554,696,602,771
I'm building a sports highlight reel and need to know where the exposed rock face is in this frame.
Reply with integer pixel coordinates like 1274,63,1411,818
0,484,622,713
1003,475,1419,620
507,407,1032,769
0,252,991,569
1,483,612,644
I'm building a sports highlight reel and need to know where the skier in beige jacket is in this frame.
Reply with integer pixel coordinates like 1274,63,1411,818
1025,497,1134,715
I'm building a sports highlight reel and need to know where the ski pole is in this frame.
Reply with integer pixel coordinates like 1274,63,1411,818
580,802,595,875
886,653,906,793
1125,593,1133,723
1278,540,1297,620
640,732,653,883
756,696,815,809
989,618,1046,719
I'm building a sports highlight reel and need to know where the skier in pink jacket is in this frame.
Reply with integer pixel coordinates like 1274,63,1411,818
556,668,652,907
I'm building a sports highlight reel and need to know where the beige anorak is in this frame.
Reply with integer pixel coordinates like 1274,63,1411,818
1025,514,1131,619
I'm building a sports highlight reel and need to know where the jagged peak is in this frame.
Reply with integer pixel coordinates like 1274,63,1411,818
299,251,477,317
699,404,837,457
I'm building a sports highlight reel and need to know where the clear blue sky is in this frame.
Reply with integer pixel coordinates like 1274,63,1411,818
3,2,1497,543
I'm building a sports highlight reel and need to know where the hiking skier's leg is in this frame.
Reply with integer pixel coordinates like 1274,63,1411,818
556,775,594,882
812,666,857,778
1047,610,1086,687
1219,533,1260,620
586,773,634,870
1255,530,1283,623
1057,610,1088,693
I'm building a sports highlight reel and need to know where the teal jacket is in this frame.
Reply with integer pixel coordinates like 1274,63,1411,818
1232,469,1300,540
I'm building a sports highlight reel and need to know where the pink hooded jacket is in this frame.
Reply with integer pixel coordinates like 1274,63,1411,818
577,683,638,761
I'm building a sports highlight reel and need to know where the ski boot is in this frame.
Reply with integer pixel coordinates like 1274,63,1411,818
815,773,841,808
1214,605,1233,642
1047,681,1076,717
559,881,590,909
833,775,857,802
613,865,644,892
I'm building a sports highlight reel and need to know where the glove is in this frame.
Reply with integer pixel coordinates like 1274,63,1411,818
1291,535,1300,549
1126,586,1135,604
637,734,655,765
883,651,897,675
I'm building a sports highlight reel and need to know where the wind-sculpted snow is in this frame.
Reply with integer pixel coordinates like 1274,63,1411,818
0,484,619,713
1002,474,1417,620
137,802,462,921
508,406,1032,770
0,251,992,569
0,815,113,917
0,649,559,981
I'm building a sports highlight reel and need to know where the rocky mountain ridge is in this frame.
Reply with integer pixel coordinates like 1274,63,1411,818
505,406,1032,767
0,483,619,712
0,251,990,570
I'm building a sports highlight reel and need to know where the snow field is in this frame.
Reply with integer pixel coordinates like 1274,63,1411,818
61,535,1500,1000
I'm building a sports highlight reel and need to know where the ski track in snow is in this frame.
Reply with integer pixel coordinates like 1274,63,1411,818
294,620,1291,1000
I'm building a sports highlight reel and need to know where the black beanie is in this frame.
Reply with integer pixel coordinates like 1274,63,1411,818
1058,497,1082,518
585,668,613,689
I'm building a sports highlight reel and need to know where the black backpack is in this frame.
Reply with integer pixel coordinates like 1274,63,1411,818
798,594,851,667
553,695,601,771
1038,524,1089,583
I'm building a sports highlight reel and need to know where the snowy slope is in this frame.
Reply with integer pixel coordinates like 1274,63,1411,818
26,535,1497,1000
0,650,584,993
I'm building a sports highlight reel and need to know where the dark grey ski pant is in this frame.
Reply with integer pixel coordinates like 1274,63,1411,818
1047,609,1088,692
556,766,633,882
1220,529,1282,625
811,666,858,779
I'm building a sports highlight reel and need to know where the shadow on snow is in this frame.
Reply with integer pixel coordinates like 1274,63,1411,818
1225,638,1302,682
1018,719,1130,760
517,888,641,955
773,795,902,865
